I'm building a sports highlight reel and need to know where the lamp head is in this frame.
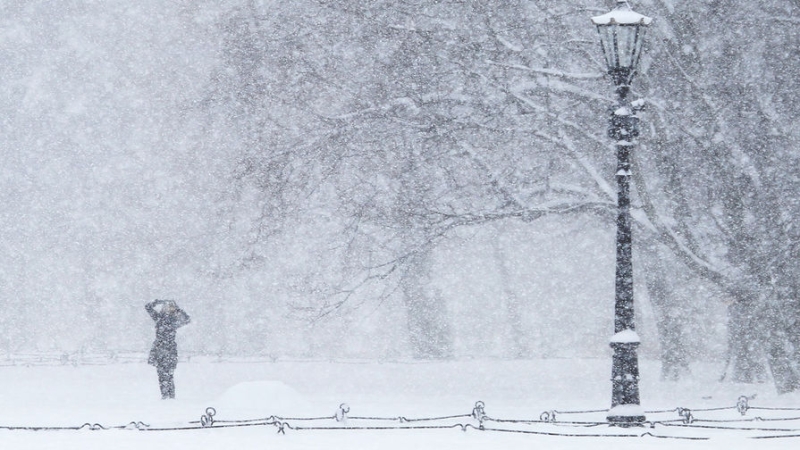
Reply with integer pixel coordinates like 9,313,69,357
591,2,652,87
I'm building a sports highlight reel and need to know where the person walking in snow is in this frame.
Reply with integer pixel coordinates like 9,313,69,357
145,299,190,399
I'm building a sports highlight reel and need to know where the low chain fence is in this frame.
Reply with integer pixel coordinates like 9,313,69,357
3,396,800,439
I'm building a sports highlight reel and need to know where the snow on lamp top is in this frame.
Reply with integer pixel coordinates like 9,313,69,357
591,8,652,26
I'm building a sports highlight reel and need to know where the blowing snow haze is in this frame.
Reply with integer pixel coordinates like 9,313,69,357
0,0,798,393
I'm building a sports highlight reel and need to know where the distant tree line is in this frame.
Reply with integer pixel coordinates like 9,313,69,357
199,0,800,392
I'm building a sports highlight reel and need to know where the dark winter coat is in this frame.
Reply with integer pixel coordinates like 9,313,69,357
146,301,190,371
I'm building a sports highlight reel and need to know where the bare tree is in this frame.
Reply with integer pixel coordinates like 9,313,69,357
634,0,800,390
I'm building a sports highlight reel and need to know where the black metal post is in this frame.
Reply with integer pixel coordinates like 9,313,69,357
607,82,645,425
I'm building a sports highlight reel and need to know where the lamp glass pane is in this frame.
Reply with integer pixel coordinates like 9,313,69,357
616,25,638,68
597,25,618,71
632,26,647,68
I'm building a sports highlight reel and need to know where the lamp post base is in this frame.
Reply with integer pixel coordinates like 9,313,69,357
607,404,646,426
607,414,646,427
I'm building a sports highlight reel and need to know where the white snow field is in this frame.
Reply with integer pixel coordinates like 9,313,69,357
1,356,800,449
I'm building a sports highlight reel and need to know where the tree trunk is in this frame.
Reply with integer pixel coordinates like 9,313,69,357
402,248,452,359
762,295,800,394
724,300,767,383
492,226,528,358
640,242,689,381
765,333,800,394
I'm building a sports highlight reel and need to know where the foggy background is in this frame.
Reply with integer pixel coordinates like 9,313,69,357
0,0,797,391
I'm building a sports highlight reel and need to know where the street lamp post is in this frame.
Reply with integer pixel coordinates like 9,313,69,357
591,1,652,425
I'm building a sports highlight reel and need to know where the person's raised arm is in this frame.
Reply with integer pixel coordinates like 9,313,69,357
145,300,162,320
175,308,191,328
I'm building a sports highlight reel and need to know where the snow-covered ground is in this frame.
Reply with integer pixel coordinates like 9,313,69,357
1,357,799,449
